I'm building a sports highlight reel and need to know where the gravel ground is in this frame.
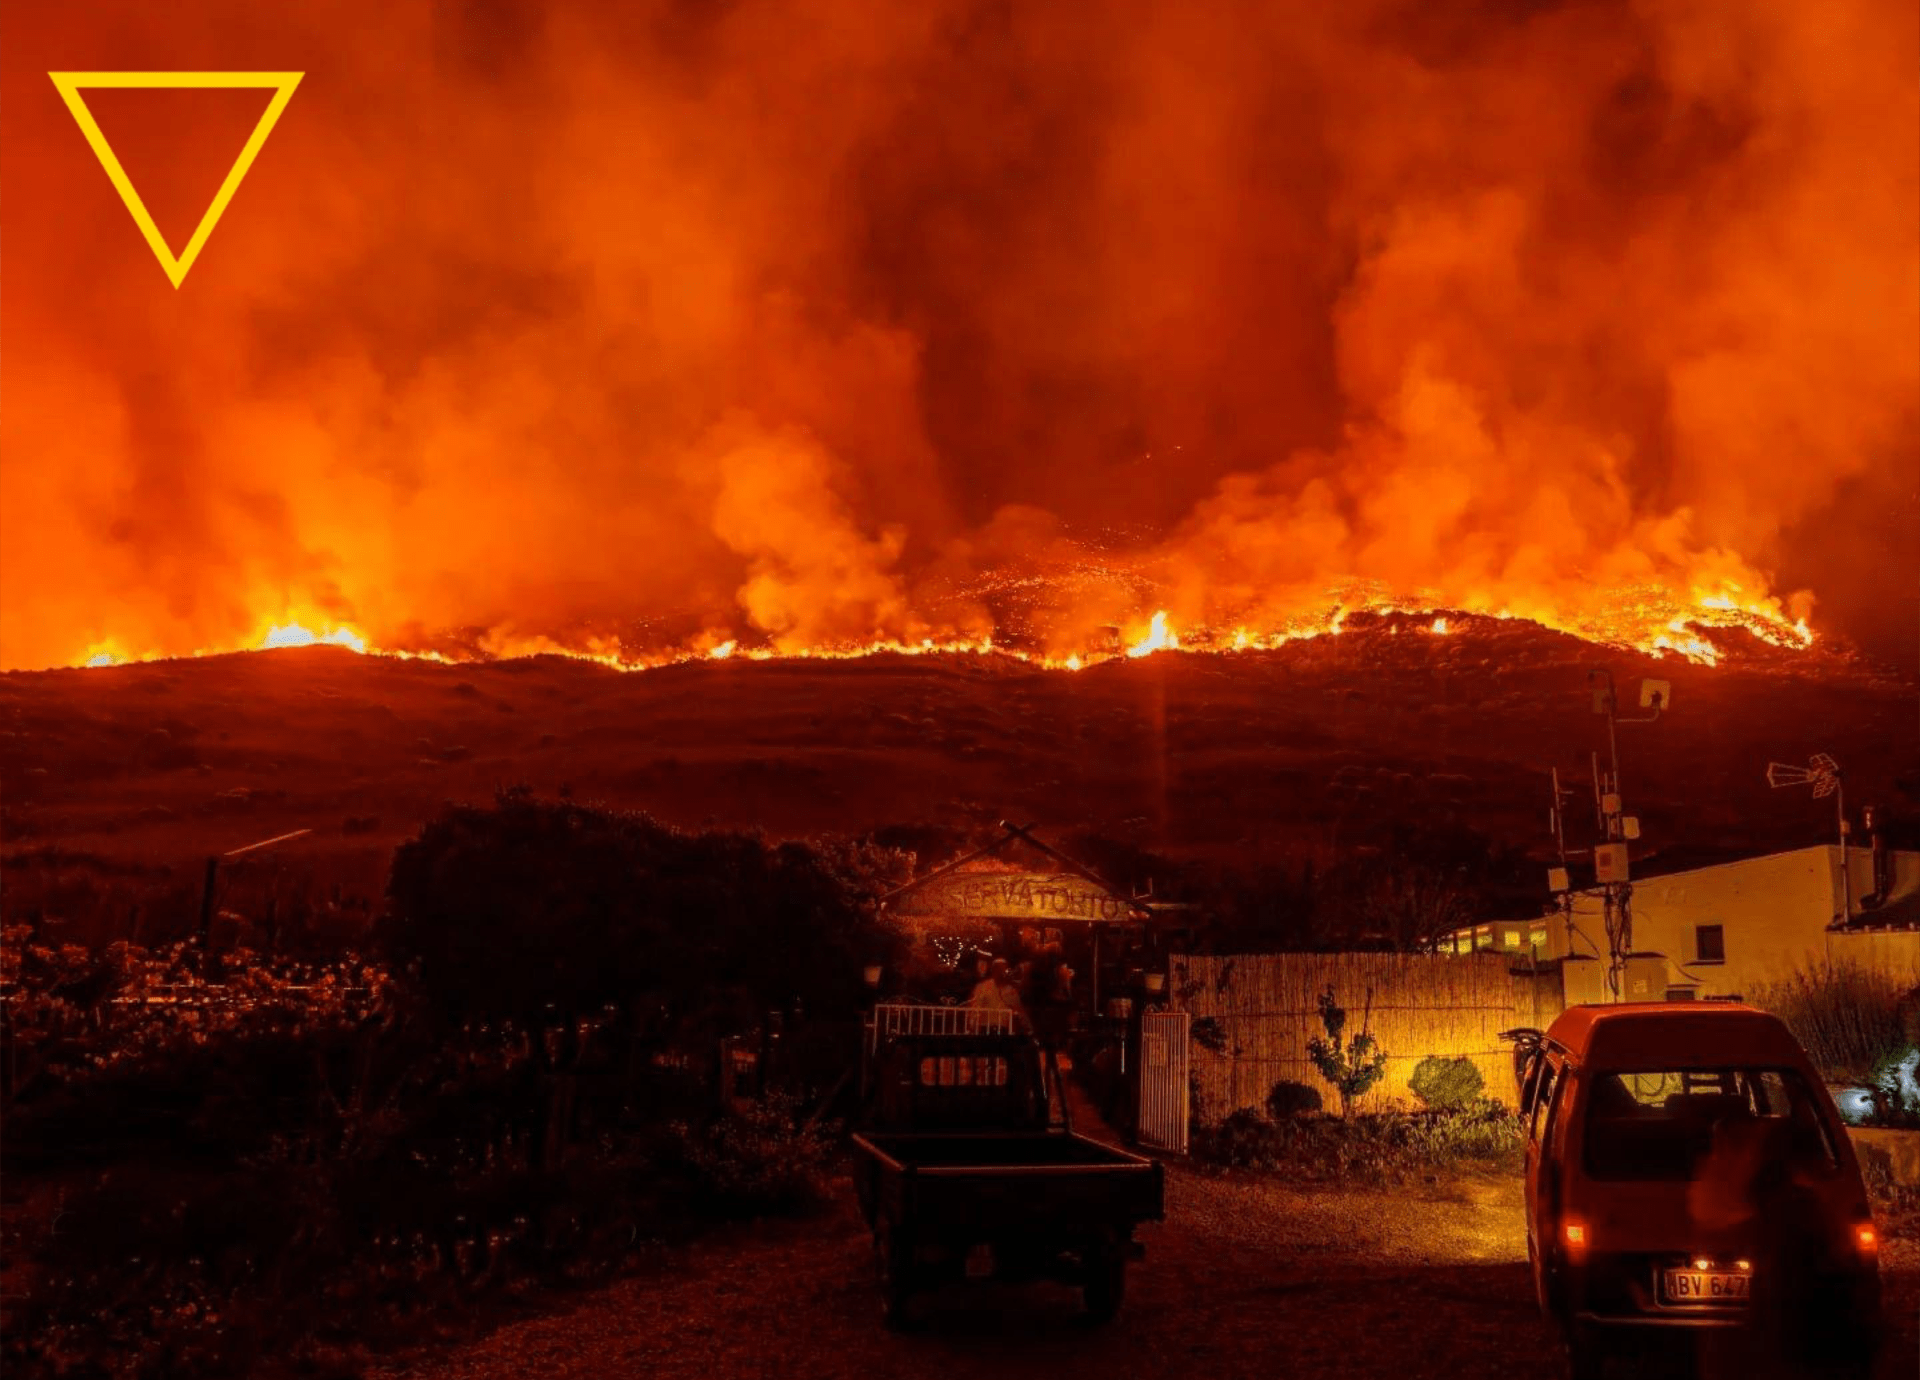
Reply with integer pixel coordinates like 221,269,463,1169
368,1163,1920,1380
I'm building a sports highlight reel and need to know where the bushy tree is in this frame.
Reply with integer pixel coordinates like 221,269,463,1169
380,790,912,1035
1305,985,1388,1117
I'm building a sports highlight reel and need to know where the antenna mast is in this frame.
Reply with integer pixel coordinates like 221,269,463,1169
1580,669,1667,999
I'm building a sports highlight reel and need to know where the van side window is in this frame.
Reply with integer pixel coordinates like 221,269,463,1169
1538,1066,1568,1149
1529,1061,1558,1143
1519,1052,1545,1118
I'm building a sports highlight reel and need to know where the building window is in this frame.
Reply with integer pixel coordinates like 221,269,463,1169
1695,924,1725,964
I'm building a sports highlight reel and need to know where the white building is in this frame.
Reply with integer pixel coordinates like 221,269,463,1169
1444,842,1920,1004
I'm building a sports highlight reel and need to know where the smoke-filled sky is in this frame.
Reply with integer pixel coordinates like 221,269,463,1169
2,0,1915,669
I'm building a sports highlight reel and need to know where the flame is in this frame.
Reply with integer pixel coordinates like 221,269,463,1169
259,621,368,654
62,579,1826,677
1126,610,1179,658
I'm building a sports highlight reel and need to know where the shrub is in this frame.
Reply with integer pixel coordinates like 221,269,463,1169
1408,1055,1485,1111
1751,962,1913,1088
668,1094,836,1217
1265,1079,1324,1119
1191,1102,1522,1181
1194,1107,1283,1169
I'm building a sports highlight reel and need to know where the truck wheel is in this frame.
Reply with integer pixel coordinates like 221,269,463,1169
1082,1240,1126,1324
874,1220,916,1330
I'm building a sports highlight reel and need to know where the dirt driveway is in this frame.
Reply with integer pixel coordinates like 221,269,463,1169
378,1165,1915,1380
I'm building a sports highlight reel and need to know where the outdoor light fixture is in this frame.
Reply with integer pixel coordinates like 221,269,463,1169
1855,1223,1878,1253
863,964,883,987
1144,972,1166,994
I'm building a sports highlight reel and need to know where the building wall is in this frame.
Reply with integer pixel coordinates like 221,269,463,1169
1538,845,1920,1001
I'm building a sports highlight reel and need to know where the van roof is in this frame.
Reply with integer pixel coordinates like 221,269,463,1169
1544,1002,1811,1070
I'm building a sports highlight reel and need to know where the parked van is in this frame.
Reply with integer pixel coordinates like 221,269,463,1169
1518,1002,1881,1379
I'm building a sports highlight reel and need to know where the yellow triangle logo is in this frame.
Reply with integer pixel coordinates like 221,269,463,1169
48,71,303,289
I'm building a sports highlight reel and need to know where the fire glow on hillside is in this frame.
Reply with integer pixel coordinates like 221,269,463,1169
70,573,1814,676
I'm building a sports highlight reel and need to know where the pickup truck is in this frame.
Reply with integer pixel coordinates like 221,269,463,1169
849,1028,1165,1328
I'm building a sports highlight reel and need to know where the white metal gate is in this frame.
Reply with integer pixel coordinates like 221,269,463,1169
1137,1009,1190,1153
864,1001,1014,1057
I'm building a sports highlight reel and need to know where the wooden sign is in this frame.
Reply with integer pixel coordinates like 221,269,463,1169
892,871,1139,923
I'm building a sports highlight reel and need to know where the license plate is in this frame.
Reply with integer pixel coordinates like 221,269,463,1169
964,1244,994,1279
1662,1269,1750,1304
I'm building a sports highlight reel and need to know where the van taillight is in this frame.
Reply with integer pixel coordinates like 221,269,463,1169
1854,1222,1878,1254
1563,1219,1589,1262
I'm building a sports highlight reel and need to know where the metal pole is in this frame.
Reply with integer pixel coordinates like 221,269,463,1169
197,856,218,942
1837,775,1851,923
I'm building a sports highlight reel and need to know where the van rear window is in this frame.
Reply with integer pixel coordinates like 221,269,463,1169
1582,1067,1836,1181
917,1055,1009,1088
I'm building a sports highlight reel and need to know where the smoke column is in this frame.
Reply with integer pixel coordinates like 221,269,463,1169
1,0,1914,668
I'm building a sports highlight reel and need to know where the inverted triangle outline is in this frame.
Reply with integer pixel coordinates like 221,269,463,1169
48,71,304,289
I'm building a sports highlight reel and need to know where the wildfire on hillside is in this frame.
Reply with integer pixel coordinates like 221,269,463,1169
69,571,1816,677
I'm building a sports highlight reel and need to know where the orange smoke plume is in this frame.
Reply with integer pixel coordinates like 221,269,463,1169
1,0,1913,671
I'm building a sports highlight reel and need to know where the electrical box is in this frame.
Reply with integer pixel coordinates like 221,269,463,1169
1622,816,1641,840
1594,843,1630,884
1547,866,1570,893
1601,792,1622,816
1640,679,1672,710
1623,953,1667,1002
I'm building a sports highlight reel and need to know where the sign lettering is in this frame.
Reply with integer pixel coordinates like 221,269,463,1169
893,872,1137,923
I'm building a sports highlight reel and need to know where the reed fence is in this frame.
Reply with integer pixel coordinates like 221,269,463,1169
1172,951,1563,1123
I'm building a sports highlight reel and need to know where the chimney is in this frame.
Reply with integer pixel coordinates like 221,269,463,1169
1859,805,1890,910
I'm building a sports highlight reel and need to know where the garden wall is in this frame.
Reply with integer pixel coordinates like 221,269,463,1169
1172,952,1564,1124
1850,1126,1920,1192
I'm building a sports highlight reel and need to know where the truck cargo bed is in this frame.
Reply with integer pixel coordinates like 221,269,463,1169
855,1131,1146,1169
